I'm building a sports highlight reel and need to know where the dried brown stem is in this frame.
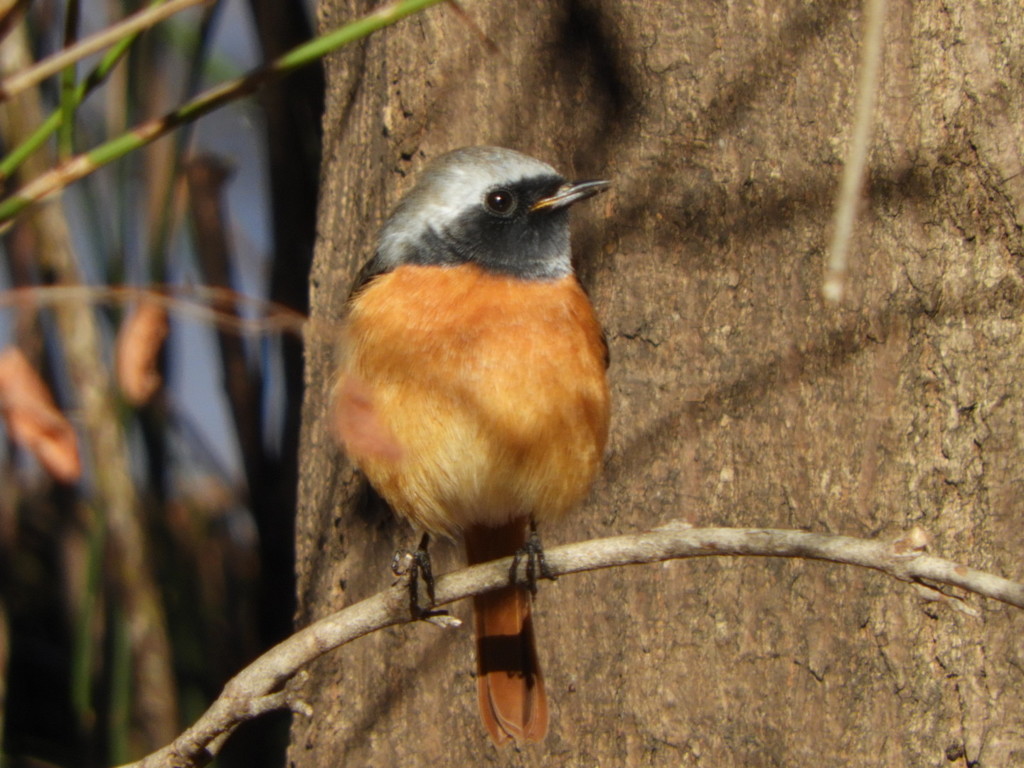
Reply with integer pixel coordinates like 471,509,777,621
0,0,212,100
0,284,309,338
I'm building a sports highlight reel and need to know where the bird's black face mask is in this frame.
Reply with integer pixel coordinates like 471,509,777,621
426,174,573,280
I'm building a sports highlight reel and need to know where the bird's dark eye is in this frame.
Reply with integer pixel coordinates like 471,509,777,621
484,188,516,216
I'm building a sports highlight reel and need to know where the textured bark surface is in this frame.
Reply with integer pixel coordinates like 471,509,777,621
291,1,1024,765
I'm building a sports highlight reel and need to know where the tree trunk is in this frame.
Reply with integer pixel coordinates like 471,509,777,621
291,0,1024,765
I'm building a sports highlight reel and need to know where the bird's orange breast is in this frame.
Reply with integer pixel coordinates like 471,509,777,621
336,263,610,537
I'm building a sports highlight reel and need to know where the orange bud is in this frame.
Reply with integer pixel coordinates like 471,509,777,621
116,301,169,406
0,347,82,483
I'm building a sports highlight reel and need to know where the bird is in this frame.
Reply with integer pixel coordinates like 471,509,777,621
333,146,611,746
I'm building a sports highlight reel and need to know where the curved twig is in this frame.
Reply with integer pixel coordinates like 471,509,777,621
116,524,1023,768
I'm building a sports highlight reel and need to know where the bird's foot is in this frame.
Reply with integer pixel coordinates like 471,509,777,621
392,532,447,619
510,520,556,596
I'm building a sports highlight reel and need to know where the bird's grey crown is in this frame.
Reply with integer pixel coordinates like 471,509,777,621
372,146,574,281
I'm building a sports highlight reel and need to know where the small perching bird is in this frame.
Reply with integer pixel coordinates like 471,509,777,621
333,146,611,745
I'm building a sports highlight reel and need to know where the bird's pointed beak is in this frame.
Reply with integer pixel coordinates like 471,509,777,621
530,179,611,212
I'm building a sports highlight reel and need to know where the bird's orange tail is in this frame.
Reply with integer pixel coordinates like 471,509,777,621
464,520,548,746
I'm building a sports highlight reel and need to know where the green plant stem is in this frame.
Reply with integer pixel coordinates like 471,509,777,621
71,504,107,731
0,0,444,227
0,0,209,100
57,0,81,159
0,1,164,181
108,602,133,766
147,0,226,281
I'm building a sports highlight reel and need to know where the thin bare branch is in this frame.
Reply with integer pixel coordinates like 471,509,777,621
115,524,1023,768
823,0,887,302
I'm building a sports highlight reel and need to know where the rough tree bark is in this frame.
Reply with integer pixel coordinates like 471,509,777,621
291,0,1024,765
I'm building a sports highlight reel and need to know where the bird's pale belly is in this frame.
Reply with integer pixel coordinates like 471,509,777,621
337,263,610,537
